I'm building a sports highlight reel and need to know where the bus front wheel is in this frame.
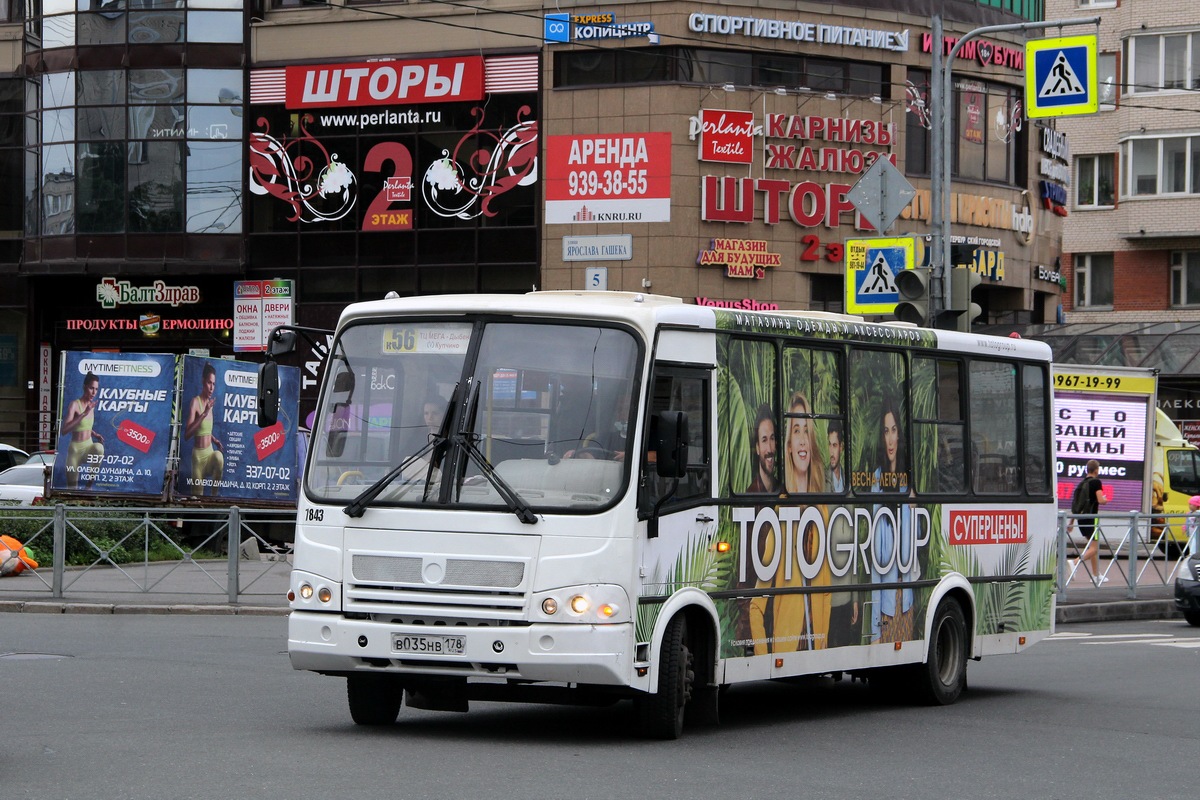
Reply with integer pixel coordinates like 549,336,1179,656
347,673,403,726
915,598,967,706
637,615,694,739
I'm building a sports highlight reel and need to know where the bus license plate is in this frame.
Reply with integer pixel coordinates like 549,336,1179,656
392,633,466,655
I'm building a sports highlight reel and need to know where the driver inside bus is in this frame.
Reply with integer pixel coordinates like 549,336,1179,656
564,381,632,460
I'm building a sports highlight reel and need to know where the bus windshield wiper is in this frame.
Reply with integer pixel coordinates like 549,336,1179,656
343,387,458,518
342,435,446,518
458,435,538,525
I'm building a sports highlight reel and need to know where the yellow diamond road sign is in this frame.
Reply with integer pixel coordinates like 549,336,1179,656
1025,34,1098,118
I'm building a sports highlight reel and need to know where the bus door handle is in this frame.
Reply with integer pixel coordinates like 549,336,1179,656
696,514,713,524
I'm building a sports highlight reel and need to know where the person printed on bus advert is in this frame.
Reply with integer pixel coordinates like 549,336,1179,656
184,363,225,497
746,403,779,494
1069,459,1109,584
827,419,845,492
748,392,832,653
870,393,916,643
784,392,825,495
825,418,860,646
61,370,105,490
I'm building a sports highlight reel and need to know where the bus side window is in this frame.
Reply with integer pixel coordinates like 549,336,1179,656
644,368,712,502
968,361,1019,494
913,357,965,494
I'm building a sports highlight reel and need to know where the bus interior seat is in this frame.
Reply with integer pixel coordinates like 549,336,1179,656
495,458,621,497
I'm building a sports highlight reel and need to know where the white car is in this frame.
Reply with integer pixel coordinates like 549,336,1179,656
23,451,55,466
0,463,47,506
0,443,29,472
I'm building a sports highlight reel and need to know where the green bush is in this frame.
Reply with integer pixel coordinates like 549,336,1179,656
0,508,224,566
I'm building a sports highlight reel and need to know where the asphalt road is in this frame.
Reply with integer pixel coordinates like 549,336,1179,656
6,614,1197,800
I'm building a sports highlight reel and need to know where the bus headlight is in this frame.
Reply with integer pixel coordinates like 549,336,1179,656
533,585,630,623
291,570,342,611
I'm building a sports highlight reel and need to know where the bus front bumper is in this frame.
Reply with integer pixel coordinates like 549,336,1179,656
288,610,635,686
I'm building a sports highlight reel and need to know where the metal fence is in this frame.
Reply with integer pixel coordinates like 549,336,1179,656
0,504,295,604
0,504,1191,605
1057,510,1195,600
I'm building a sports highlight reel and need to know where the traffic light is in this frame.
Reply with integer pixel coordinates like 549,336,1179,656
949,268,982,332
894,267,932,326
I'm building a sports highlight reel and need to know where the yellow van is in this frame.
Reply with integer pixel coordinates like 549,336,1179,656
1151,408,1200,556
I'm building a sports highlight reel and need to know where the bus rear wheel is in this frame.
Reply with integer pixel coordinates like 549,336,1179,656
915,598,967,706
347,673,403,726
637,615,694,739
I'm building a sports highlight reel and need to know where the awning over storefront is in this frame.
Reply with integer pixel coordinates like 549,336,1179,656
978,321,1200,378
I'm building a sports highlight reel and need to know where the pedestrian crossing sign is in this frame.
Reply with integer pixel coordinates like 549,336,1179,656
844,236,915,314
1025,35,1098,118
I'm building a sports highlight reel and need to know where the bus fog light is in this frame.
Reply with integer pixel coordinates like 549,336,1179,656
541,597,558,615
570,595,589,614
317,586,332,603
299,583,313,600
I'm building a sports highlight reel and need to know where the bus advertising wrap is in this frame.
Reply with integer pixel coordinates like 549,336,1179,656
52,352,176,496
175,356,301,503
640,312,1055,657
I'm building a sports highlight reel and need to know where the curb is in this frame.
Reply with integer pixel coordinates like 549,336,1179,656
1056,599,1179,624
0,600,289,616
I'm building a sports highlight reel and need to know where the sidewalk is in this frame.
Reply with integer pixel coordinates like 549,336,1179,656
0,558,1181,623
1055,582,1178,624
0,558,292,616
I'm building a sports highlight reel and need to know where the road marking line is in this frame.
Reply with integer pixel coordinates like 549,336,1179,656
1047,632,1172,640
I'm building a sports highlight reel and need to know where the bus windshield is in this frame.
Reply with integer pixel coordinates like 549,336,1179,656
306,318,642,514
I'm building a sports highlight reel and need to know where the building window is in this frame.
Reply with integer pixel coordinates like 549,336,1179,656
1076,154,1115,207
554,47,887,95
809,274,843,313
30,67,245,237
1171,251,1200,306
905,70,1026,188
1098,52,1118,109
1127,32,1200,93
1074,253,1114,308
1122,135,1200,196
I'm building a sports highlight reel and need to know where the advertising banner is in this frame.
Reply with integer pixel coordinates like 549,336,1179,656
174,356,301,504
233,279,295,353
284,57,485,109
544,132,672,224
1052,369,1155,514
52,352,176,496
248,66,538,235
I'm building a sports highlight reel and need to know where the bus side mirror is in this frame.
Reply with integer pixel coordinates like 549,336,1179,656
654,410,689,479
266,327,298,357
257,361,280,428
